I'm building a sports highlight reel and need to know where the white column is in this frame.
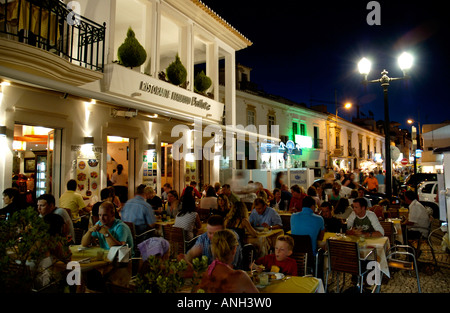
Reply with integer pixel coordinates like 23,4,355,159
179,22,193,91
206,41,219,100
225,51,236,172
151,0,161,77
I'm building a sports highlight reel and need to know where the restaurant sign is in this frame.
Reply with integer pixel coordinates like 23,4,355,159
102,64,223,122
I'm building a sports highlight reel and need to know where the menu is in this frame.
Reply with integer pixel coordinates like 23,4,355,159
72,145,102,202
143,149,157,190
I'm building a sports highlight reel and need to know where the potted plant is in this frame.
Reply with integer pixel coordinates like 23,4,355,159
133,255,208,293
117,27,147,70
194,70,212,95
0,207,70,293
166,54,187,87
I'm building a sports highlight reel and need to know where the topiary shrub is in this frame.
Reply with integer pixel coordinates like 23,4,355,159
194,70,212,94
117,27,147,69
166,54,187,86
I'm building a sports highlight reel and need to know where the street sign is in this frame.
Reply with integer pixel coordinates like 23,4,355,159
401,158,408,165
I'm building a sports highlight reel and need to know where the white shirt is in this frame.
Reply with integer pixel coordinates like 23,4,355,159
346,210,384,235
408,200,430,236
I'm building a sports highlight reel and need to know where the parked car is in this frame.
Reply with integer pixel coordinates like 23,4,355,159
401,173,437,192
417,181,438,203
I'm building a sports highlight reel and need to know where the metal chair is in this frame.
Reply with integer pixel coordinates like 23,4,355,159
325,239,376,293
386,244,421,292
289,234,321,277
380,221,396,246
292,251,308,277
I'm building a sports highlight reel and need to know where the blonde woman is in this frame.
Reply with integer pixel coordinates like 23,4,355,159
193,229,259,293
224,201,258,238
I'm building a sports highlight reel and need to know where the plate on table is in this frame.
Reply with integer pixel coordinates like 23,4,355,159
255,226,269,233
266,272,285,281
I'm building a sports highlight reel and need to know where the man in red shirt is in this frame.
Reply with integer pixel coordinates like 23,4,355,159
289,185,306,212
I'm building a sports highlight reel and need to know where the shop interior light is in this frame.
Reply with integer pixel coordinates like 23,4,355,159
13,140,26,150
83,136,94,145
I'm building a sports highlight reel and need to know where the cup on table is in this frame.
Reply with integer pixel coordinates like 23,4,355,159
259,273,269,286
96,250,104,261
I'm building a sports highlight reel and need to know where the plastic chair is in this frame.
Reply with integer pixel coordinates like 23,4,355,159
386,244,421,292
325,239,376,293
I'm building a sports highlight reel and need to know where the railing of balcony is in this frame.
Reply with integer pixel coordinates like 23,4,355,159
0,0,106,72
334,145,344,156
359,149,366,158
313,138,323,149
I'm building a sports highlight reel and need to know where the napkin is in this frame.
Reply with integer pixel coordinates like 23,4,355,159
107,245,131,262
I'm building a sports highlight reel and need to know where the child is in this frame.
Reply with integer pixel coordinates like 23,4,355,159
252,235,297,276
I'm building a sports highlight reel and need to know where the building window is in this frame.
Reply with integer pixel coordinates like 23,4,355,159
268,114,275,136
247,106,256,126
300,123,306,136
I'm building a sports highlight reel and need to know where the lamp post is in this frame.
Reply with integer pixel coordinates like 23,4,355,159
407,118,421,175
358,52,413,200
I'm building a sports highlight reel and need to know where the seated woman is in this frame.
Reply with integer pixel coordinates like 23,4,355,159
193,229,259,293
224,201,258,242
164,190,180,219
200,186,218,211
333,198,353,220
213,194,230,218
174,186,202,240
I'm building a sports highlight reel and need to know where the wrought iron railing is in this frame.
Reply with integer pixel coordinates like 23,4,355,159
0,0,106,72
313,138,323,149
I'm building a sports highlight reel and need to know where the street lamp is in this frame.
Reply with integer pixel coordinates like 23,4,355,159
358,52,413,200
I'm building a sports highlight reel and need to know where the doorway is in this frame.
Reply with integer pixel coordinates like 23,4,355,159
106,136,133,205
12,124,61,205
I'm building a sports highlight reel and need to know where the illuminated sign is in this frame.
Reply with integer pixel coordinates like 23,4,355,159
294,135,313,149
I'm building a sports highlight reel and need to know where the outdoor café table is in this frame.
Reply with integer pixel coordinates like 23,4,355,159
245,228,284,259
54,245,111,292
154,218,175,236
322,232,391,278
257,275,324,293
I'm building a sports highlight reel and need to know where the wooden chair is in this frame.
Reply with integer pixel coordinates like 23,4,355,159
325,239,376,293
280,214,291,233
196,208,211,222
289,234,320,277
292,251,308,277
380,221,396,246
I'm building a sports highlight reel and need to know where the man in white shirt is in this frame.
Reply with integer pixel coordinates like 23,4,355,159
346,197,384,237
403,190,431,239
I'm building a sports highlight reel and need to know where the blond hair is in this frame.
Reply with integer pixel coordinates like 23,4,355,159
278,235,294,251
211,229,239,263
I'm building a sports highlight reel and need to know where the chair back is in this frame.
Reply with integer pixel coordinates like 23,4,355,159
326,239,360,276
292,252,308,277
73,227,85,245
241,243,256,271
380,221,395,245
281,214,291,233
196,208,211,222
290,234,314,268
123,221,136,242
165,226,186,257
162,224,173,240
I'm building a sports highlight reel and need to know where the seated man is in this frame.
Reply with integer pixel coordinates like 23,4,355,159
185,215,242,269
121,184,156,235
319,201,344,233
59,179,89,229
346,198,384,237
403,190,431,240
290,196,325,255
249,198,283,230
81,201,134,255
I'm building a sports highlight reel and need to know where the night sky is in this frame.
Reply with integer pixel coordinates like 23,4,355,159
202,0,449,129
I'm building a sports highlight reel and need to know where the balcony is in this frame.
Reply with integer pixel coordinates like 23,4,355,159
0,0,105,85
333,145,344,157
313,138,323,149
348,147,356,157
359,149,366,159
